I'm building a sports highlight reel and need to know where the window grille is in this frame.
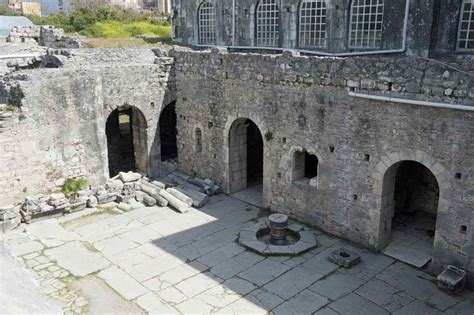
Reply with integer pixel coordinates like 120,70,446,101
198,2,216,45
458,0,474,50
299,0,327,48
256,0,280,47
349,0,384,49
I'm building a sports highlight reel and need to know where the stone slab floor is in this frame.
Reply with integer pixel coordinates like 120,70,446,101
2,194,473,314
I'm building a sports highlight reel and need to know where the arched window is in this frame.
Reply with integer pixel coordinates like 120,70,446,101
299,0,327,48
198,2,216,45
349,0,384,49
256,0,280,47
195,128,202,153
458,0,474,50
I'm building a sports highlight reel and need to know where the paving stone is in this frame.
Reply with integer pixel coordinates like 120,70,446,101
125,252,186,282
263,266,323,299
309,273,365,300
143,261,207,291
44,241,109,277
26,220,79,247
355,278,414,312
93,236,138,257
197,242,245,267
301,247,340,276
210,251,264,279
444,298,474,315
155,287,187,304
314,307,339,315
176,298,214,314
175,272,223,298
238,259,292,286
217,289,285,315
273,289,329,314
427,291,460,311
328,293,389,315
393,299,441,315
8,240,44,257
136,292,178,314
195,278,256,308
340,251,394,281
97,266,148,300
118,225,161,245
376,262,440,301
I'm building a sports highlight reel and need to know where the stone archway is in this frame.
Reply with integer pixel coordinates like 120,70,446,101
228,118,264,195
105,106,148,177
373,150,449,267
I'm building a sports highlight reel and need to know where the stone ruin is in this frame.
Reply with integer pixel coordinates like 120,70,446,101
6,25,82,49
1,170,221,232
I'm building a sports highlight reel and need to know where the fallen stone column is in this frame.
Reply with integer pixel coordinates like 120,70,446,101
159,190,190,213
168,175,205,193
139,179,166,191
186,178,218,195
138,184,168,207
175,186,209,208
166,188,193,207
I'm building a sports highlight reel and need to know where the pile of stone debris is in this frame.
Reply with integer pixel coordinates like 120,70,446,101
0,171,221,233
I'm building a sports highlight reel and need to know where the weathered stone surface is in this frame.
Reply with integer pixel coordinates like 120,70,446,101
44,241,109,277
437,265,467,294
328,248,361,268
98,266,148,300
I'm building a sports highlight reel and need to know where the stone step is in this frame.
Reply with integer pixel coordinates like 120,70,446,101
0,104,6,111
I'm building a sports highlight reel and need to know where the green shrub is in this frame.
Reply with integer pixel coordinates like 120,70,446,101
61,178,88,201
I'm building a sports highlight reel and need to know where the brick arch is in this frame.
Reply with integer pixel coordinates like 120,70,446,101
371,149,450,249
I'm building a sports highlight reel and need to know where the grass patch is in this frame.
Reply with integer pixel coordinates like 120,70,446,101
81,20,170,38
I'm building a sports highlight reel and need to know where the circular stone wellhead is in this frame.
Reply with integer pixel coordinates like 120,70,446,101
268,213,289,245
238,214,318,256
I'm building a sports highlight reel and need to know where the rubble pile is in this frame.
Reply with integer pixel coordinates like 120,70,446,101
3,171,221,230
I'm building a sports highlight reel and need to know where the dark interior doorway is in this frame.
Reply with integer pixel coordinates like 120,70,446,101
392,161,439,238
159,102,178,161
246,120,264,187
382,161,440,267
106,107,148,177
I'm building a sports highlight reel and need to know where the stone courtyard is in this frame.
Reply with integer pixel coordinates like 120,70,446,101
2,194,473,314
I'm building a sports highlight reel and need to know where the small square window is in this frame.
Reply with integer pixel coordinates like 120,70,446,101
364,154,370,161
329,146,335,153
353,194,358,201
455,173,462,179
460,225,467,235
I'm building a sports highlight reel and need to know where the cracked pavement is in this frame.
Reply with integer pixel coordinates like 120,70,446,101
2,194,473,314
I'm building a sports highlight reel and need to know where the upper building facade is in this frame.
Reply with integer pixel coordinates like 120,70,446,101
171,0,474,57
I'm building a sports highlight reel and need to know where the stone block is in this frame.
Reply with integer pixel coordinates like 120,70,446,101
437,265,466,294
328,248,361,268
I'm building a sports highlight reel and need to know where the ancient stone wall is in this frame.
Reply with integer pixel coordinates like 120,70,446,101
170,48,474,285
6,25,82,48
0,49,175,205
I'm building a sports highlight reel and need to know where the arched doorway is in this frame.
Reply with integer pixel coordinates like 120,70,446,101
228,118,264,204
380,161,439,267
106,106,148,177
159,102,178,161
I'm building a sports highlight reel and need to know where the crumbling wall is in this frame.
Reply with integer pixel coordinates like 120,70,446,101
0,49,174,205
171,48,474,286
6,25,82,49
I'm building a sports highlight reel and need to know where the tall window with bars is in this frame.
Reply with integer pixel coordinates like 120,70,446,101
348,0,384,49
299,0,327,48
198,2,216,45
256,0,280,47
458,0,474,50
